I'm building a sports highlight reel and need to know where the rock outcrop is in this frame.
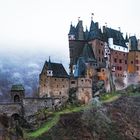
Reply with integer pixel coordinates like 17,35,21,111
36,96,140,140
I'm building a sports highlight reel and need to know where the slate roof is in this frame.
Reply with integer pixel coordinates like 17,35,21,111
125,34,129,43
42,61,69,78
88,21,103,40
68,20,85,40
129,36,138,50
74,57,86,77
84,28,89,40
81,43,96,62
11,84,25,91
68,24,76,35
103,27,127,48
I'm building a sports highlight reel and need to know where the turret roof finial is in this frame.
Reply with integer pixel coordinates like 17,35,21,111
105,22,107,27
91,13,94,21
49,56,51,63
78,17,80,22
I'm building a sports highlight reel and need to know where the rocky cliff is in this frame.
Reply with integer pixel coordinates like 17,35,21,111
36,96,140,140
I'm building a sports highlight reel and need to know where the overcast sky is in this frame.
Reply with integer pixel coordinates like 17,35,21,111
0,0,140,64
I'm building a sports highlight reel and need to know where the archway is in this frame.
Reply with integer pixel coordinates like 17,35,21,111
84,91,90,104
14,95,20,103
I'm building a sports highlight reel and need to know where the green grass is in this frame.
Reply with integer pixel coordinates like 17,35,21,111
100,92,121,103
26,105,87,139
26,90,140,139
126,92,140,97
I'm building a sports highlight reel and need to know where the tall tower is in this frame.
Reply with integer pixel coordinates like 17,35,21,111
68,20,86,75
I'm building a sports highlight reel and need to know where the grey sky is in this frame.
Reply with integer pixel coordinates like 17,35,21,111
0,0,139,62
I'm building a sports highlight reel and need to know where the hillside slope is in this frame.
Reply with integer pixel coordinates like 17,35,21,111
35,96,140,140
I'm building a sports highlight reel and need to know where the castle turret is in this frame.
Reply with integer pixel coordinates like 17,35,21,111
11,84,25,103
75,20,84,40
68,23,76,40
68,20,86,76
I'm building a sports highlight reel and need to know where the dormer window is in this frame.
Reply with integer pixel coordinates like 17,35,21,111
69,35,75,40
47,70,53,76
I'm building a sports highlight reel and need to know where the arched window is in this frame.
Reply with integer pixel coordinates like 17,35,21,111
14,95,20,102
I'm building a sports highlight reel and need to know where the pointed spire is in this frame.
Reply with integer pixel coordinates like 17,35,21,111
125,33,129,42
49,56,51,63
85,26,89,40
48,56,52,70
75,19,84,40
68,22,76,35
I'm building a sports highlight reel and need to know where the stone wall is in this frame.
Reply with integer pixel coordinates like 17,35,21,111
22,97,53,117
0,103,23,117
39,76,69,98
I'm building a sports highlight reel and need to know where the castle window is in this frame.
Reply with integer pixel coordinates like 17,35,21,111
57,85,58,88
99,50,100,54
125,60,127,64
102,51,104,55
59,92,61,95
63,85,65,88
99,57,101,62
137,66,139,70
114,58,117,63
62,79,64,81
131,61,133,64
71,81,75,84
120,66,122,71
135,60,139,64
55,79,57,81
119,59,122,63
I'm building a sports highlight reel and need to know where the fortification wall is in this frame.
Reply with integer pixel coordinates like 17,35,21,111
22,98,53,117
0,103,23,117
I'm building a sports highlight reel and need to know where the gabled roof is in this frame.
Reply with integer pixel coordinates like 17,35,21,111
81,43,96,62
11,84,25,91
42,61,69,78
68,24,76,35
129,36,138,50
75,20,84,40
74,57,86,77
103,27,127,48
88,20,103,40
